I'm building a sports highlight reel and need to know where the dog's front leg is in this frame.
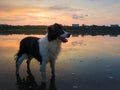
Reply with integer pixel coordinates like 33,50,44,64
50,59,56,78
40,54,49,83
41,61,47,83
39,48,49,83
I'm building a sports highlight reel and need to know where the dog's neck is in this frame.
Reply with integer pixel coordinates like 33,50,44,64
44,34,61,45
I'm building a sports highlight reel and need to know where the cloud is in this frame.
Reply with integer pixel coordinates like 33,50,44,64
88,0,96,1
0,0,82,12
0,4,13,12
0,16,25,22
0,14,56,24
72,14,88,20
112,3,120,8
49,5,82,11
0,0,48,12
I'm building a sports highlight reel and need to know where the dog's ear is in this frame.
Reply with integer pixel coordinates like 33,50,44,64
47,26,57,41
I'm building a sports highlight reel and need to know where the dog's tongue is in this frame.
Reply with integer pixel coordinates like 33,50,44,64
59,37,68,42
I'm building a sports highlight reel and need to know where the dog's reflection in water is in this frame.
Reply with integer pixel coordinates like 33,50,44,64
16,69,57,90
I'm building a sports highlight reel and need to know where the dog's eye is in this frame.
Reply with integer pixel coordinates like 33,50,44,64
57,29,64,35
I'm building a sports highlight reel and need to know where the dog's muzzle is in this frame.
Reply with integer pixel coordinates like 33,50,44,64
67,33,71,38
59,33,71,43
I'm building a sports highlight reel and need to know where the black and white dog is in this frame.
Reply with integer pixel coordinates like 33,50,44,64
15,23,70,83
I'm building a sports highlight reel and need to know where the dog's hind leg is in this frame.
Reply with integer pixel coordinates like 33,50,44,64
16,54,27,74
26,56,32,73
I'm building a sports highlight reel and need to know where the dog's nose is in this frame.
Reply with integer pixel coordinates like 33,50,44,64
67,33,71,38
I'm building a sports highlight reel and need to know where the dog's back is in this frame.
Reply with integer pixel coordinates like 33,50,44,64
16,37,42,62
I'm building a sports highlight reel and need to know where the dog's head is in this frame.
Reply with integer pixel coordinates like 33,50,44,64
47,23,71,43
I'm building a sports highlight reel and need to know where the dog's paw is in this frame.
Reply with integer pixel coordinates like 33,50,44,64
38,82,46,90
41,82,46,86
51,72,55,78
52,74,55,78
41,78,47,84
16,69,19,75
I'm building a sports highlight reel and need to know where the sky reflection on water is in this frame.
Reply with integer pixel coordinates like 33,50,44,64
0,34,120,90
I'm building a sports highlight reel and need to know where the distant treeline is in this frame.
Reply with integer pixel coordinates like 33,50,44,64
0,25,46,34
0,25,120,36
66,25,120,36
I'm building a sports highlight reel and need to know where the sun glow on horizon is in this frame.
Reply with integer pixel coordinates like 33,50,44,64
0,0,120,25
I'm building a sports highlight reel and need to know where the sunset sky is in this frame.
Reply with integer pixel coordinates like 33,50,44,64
0,0,120,25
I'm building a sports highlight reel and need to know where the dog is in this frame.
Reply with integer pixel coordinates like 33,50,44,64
15,23,71,83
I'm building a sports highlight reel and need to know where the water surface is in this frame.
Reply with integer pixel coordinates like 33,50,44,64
0,34,120,90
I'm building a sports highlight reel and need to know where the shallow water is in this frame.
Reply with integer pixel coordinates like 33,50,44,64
0,34,120,90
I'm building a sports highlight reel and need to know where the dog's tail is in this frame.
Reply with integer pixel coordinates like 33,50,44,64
14,49,23,63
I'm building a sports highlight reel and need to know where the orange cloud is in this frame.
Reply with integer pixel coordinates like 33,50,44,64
0,7,57,25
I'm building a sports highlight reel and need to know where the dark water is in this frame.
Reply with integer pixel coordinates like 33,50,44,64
0,34,120,90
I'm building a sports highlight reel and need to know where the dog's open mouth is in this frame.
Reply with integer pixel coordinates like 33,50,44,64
58,37,68,43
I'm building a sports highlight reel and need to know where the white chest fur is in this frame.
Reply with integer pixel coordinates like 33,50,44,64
48,39,61,60
38,35,61,62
